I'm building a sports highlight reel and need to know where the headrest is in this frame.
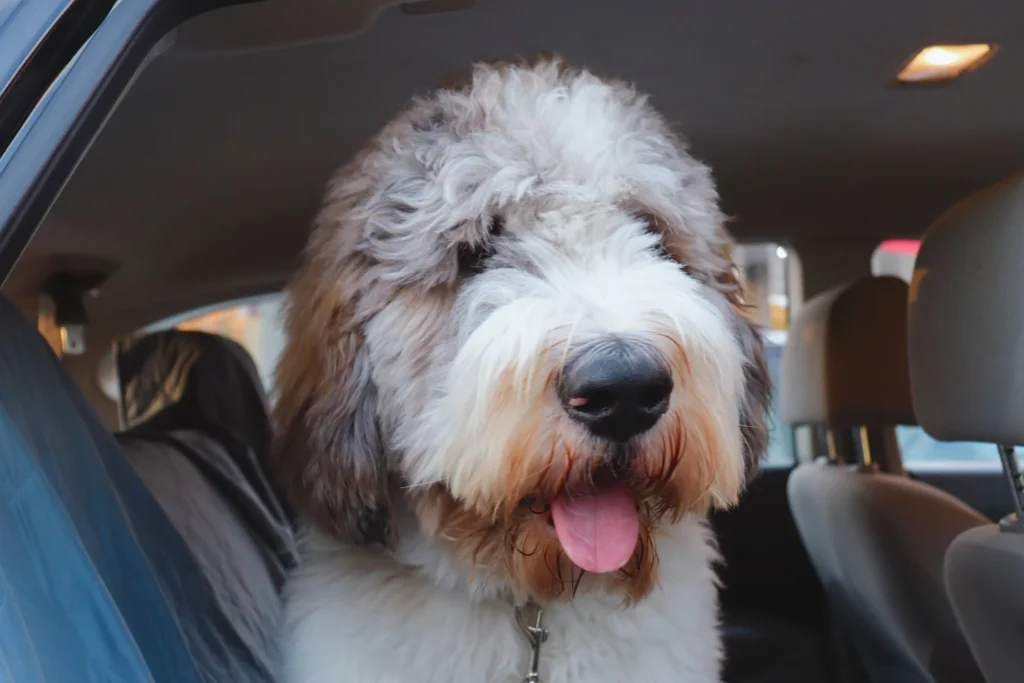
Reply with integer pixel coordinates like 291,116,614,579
116,330,296,530
908,174,1024,445
781,276,915,427
117,330,271,452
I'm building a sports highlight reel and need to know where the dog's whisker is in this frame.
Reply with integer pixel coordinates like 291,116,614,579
571,566,586,599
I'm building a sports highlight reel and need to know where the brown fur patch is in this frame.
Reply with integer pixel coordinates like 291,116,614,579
271,191,395,545
412,484,659,604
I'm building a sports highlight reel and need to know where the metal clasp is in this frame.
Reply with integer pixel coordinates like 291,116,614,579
515,600,549,683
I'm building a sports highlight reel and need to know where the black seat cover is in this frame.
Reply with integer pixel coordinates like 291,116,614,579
114,330,300,680
116,329,298,580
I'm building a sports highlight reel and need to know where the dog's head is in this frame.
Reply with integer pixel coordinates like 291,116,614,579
273,56,770,603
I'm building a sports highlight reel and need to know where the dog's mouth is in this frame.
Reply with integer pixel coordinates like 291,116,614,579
550,486,640,574
521,479,641,575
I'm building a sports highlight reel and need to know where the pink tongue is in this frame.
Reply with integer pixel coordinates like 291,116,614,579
550,488,639,574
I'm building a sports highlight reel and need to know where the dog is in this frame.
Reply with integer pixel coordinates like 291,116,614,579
272,55,771,683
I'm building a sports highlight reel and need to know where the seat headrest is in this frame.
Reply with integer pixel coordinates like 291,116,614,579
908,174,1024,445
781,275,915,427
117,330,271,456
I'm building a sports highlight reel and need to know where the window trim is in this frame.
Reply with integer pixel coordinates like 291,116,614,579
0,0,73,99
0,0,116,158
0,0,258,285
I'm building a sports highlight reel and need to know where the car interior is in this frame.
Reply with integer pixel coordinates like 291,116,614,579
1,1,1023,682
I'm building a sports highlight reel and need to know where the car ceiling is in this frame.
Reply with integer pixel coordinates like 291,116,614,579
5,0,1023,328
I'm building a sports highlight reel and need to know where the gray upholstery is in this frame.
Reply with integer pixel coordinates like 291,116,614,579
114,330,300,681
788,466,987,683
119,434,286,679
783,275,987,683
907,173,1024,444
906,174,1024,683
943,527,1024,683
781,276,915,428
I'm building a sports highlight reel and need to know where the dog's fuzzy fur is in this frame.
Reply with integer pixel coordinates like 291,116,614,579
273,55,771,683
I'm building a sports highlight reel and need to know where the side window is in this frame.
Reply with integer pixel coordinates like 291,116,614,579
735,243,796,468
871,240,1001,471
143,293,287,394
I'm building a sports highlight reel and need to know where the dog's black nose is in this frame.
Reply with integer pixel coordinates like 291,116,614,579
560,338,672,442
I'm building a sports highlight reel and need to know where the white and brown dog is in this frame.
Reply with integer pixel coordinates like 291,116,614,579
272,55,770,683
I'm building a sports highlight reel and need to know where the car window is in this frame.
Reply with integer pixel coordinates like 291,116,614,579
143,292,287,394
734,243,796,468
871,239,1002,471
0,0,112,159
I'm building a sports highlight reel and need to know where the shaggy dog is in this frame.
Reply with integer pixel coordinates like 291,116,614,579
272,55,770,683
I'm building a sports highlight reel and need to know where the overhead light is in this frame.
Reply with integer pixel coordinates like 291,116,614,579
776,246,789,259
897,44,994,84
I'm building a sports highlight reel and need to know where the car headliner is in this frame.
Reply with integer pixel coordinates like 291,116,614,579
4,0,1023,328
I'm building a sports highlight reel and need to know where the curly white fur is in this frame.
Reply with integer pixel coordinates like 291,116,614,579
273,55,770,683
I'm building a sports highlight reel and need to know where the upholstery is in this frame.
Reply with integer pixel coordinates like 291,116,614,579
782,272,986,683
115,330,300,679
788,465,986,683
907,173,1024,445
781,276,915,428
943,527,1024,683
908,173,1024,683
115,329,297,566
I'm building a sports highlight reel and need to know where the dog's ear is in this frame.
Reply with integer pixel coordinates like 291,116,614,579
272,237,392,546
733,309,772,481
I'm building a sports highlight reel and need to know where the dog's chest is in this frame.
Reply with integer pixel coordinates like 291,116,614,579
282,521,723,683
315,603,717,683
283,577,722,683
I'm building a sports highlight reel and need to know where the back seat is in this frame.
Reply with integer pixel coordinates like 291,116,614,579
0,296,284,682
115,330,299,679
781,276,985,683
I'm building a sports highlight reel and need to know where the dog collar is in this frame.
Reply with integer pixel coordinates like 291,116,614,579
514,600,549,683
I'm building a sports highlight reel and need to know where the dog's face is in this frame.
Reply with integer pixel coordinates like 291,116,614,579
273,56,770,603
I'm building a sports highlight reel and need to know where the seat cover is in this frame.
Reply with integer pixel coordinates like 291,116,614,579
783,277,985,683
0,296,264,682
115,330,300,678
943,526,1024,683
788,465,986,683
907,173,1024,683
116,329,298,578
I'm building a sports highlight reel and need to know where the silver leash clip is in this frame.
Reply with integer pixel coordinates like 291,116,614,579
515,601,549,683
